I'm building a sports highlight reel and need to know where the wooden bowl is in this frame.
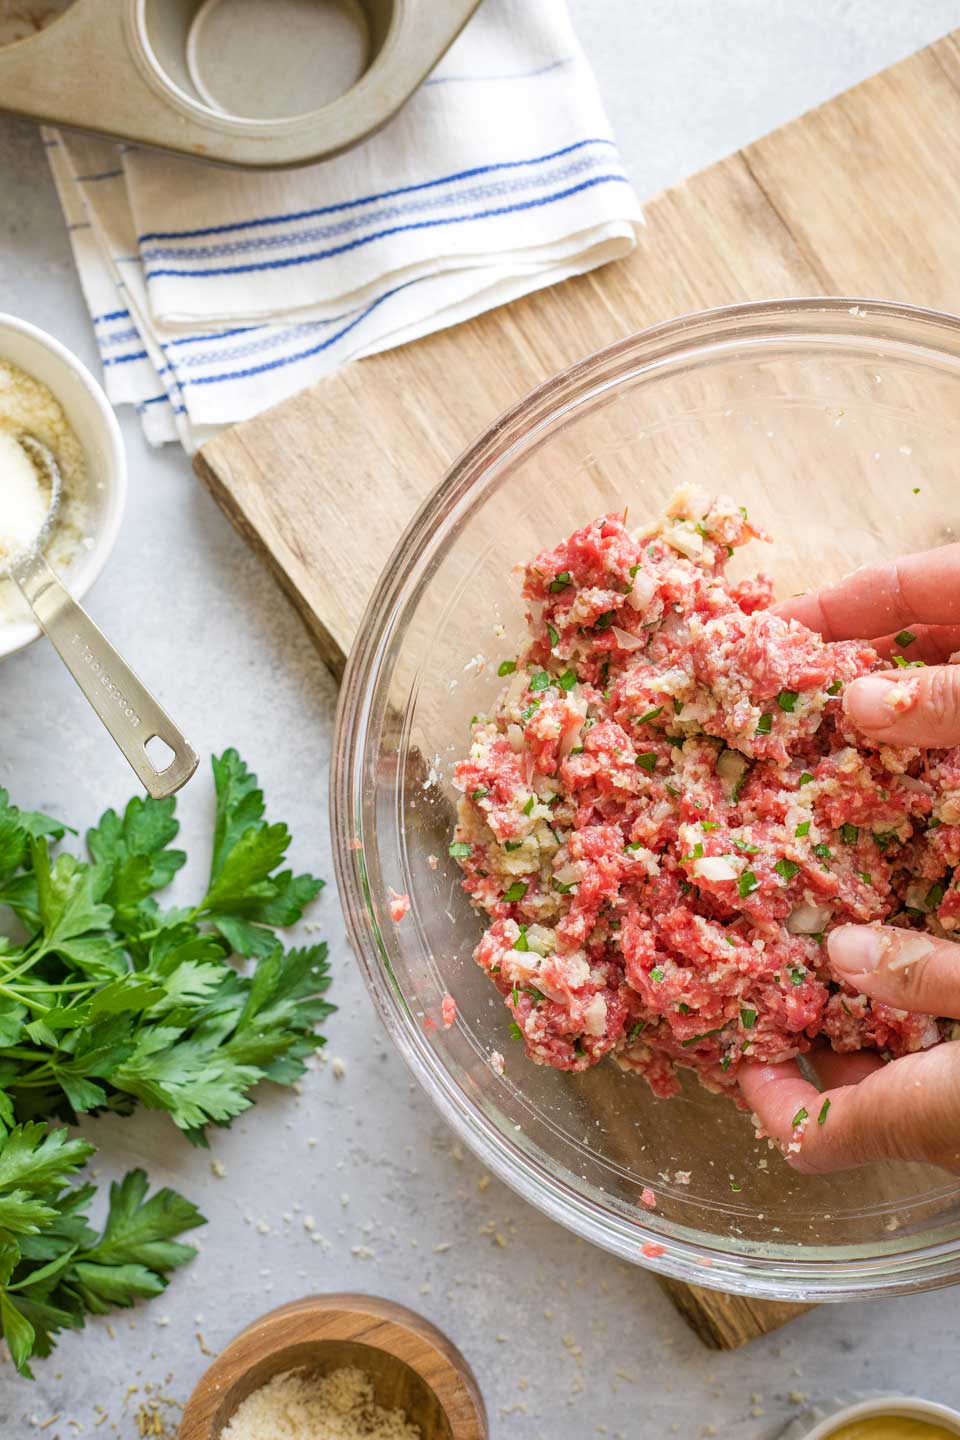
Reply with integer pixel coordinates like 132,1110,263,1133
178,1294,488,1440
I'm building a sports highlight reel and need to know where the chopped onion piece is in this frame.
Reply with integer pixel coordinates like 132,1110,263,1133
505,669,529,708
666,483,712,521
611,625,646,652
626,572,657,611
582,993,608,1036
559,724,583,759
717,749,749,794
693,856,739,882
507,723,525,752
663,523,704,559
526,924,556,956
678,700,709,723
786,902,832,934
904,880,930,912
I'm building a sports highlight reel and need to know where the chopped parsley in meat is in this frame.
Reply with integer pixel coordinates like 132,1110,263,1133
450,485,953,1100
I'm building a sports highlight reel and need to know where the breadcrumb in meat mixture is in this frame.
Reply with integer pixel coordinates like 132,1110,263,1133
450,485,956,1103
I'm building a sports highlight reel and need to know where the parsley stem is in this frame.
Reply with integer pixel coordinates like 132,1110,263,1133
12,980,95,994
0,1056,57,1080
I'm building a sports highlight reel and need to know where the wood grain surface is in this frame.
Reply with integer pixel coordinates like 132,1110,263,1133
178,1294,487,1440
193,29,960,1348
655,1279,813,1352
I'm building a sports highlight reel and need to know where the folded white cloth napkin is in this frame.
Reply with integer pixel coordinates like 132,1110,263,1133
46,0,641,452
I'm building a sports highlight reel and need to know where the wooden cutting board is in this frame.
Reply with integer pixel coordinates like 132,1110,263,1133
194,29,960,1347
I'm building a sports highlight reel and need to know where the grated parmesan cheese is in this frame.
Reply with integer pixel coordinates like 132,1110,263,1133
220,1366,421,1440
0,358,90,623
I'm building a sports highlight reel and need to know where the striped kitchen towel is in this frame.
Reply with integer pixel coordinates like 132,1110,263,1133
45,0,641,452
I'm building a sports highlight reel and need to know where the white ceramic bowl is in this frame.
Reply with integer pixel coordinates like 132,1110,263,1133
0,313,126,659
801,1397,960,1437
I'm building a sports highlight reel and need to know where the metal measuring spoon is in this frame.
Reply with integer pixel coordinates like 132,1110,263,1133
3,435,198,798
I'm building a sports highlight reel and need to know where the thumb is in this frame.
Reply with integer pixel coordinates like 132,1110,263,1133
844,664,960,746
739,1046,960,1173
827,924,960,1019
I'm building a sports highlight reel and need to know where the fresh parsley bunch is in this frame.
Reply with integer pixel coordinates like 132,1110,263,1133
0,1122,204,1377
0,747,332,1141
0,749,331,1379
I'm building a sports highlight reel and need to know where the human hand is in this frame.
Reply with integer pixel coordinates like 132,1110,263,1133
740,545,960,1173
777,542,960,745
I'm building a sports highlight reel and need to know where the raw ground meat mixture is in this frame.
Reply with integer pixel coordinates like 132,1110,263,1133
450,485,960,1103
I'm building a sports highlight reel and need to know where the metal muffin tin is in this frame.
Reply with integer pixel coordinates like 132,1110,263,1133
0,0,481,169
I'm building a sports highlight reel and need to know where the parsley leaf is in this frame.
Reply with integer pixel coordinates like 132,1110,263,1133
196,751,324,957
774,858,800,882
0,1125,202,1378
0,754,331,1143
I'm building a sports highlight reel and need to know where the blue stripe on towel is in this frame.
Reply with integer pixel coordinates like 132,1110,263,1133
144,173,629,280
100,326,142,347
141,152,608,264
137,138,617,243
163,324,259,350
102,348,149,367
164,309,371,370
177,284,407,386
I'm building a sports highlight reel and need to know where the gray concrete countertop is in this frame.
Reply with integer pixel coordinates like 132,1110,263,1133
3,5,960,1437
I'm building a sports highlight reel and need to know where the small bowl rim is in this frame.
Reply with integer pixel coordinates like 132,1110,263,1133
0,311,127,660
800,1395,960,1437
177,1293,488,1440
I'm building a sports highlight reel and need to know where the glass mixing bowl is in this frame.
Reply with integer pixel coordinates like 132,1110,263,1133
333,298,960,1301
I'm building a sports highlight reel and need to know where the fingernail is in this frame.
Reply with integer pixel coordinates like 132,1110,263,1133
883,933,935,972
844,676,915,729
828,925,934,977
827,925,883,976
